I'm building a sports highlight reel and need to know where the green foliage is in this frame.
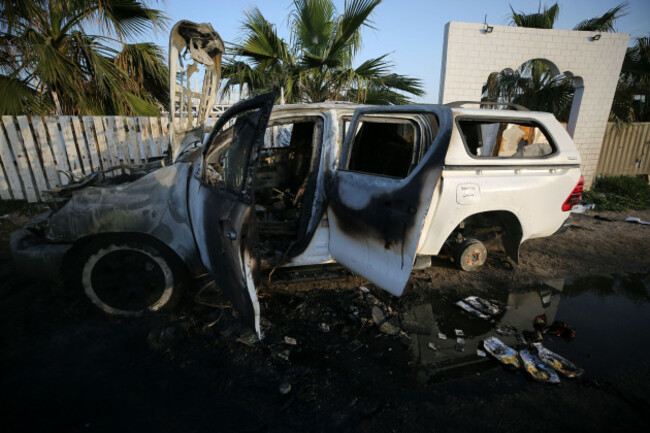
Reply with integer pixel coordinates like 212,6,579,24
509,2,560,29
610,36,650,124
481,60,575,121
0,0,169,116
223,0,424,104
573,2,628,31
583,175,650,210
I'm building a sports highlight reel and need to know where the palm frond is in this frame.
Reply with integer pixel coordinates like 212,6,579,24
510,2,560,29
573,2,628,32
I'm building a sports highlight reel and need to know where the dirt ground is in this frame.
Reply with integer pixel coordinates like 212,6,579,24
1,207,649,433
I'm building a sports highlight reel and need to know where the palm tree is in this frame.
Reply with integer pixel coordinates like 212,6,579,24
487,2,628,120
482,61,576,121
610,36,650,123
0,0,169,116
222,0,424,104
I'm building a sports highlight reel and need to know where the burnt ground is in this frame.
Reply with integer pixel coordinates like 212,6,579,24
1,208,649,433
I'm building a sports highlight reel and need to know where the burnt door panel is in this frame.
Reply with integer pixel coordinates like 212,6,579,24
188,93,275,338
326,106,453,296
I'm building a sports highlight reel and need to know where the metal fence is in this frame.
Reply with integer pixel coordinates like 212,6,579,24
597,122,650,178
0,116,170,202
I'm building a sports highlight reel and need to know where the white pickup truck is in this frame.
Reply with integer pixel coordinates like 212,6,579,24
10,21,583,338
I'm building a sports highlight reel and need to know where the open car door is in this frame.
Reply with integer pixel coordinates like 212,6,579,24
326,105,453,296
188,93,276,338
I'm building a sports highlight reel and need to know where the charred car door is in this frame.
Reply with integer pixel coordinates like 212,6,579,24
327,105,452,296
188,93,276,338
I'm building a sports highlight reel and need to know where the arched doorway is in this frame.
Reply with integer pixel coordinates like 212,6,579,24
481,58,583,137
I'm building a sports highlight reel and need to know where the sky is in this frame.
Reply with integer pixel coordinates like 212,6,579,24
149,0,650,103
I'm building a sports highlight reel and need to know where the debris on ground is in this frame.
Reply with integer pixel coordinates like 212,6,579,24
319,322,330,333
372,306,400,336
495,324,518,336
428,342,437,351
284,336,297,345
547,321,576,340
476,349,487,358
358,286,370,293
571,203,595,214
625,217,650,225
438,332,447,340
533,313,547,330
483,337,521,368
279,382,292,395
519,349,560,383
236,330,260,347
455,296,501,320
533,343,584,378
455,329,464,337
347,339,363,352
523,330,543,343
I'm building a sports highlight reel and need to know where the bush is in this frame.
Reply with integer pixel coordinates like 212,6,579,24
583,175,650,211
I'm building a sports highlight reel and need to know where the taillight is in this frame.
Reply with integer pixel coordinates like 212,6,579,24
562,175,584,211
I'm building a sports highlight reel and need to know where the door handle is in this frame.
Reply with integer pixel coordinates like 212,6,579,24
225,230,237,240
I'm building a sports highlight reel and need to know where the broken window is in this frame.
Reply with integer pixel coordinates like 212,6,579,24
458,120,556,158
203,107,264,196
347,118,417,178
255,118,323,265
342,113,439,179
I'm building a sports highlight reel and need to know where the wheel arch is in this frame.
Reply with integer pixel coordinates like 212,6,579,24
444,210,523,264
60,232,191,282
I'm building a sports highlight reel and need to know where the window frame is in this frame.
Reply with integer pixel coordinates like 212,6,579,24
454,116,558,161
337,113,432,179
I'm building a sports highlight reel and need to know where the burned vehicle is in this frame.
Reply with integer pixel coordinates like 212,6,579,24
11,21,584,338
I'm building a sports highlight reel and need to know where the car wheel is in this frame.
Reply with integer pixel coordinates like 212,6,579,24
455,238,487,272
77,240,185,316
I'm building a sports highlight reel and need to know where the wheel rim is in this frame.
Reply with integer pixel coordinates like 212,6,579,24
82,245,174,315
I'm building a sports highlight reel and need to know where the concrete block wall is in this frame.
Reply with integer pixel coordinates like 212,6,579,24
439,22,629,187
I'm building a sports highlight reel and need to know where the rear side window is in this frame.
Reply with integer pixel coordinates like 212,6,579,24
458,120,555,158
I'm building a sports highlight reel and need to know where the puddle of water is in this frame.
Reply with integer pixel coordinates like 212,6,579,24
405,274,650,383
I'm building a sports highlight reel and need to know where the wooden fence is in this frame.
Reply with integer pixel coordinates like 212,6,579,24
0,116,170,202
597,122,650,178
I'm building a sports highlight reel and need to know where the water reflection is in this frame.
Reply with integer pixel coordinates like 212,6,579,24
405,274,650,383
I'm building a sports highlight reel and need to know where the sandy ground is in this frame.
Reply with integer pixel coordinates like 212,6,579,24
0,208,649,432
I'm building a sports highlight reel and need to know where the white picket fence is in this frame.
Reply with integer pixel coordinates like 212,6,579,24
0,115,171,202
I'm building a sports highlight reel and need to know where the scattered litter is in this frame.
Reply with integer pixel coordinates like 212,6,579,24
371,306,385,325
625,217,650,225
533,343,584,378
279,382,292,395
571,203,595,214
454,343,465,352
284,336,297,345
428,342,437,351
519,349,560,383
477,349,487,358
319,322,330,333
548,321,575,340
0,214,9,220
523,330,543,343
359,286,370,293
438,333,447,340
495,324,518,336
276,349,291,362
533,313,547,330
456,337,465,345
483,337,521,368
455,301,490,320
465,296,501,316
455,329,464,337
379,321,400,336
236,330,259,347
347,339,363,352
456,296,501,320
